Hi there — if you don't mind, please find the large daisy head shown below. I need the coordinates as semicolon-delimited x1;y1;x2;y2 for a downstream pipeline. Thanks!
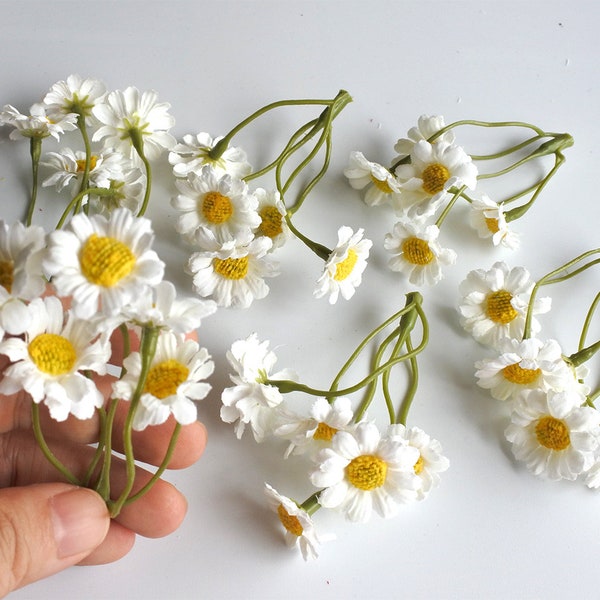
43;74;107;122
384;220;456;286
43;208;165;319
314;226;372;304
0;296;110;421
310;421;421;523
458;261;551;350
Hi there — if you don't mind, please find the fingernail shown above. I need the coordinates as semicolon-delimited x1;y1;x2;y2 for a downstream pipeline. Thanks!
50;488;109;559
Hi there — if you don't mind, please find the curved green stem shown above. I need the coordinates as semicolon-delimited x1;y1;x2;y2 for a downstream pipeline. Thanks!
76;115;92;214
25;137;42;226
396;334;419;426
284;213;331;261
129;132;152;217
93;397;120;500
435;185;466;228
579;292;600;351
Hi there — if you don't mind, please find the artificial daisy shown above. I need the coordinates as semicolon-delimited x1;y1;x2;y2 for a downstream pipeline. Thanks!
310;421;421;523
120;279;216;334
314;226;372;304
221;333;297;442
43;208;165;319
392;114;455;160
171;165;260;242
253;187;291;250
168;132;252;178
0;296;110;421
393;140;477;217
112;331;214;431
469;195;519;250
87;160;146;216
92;86;176;161
458;261;551;350
343;151;402;207
43;74;106;122
384;220;456;286
474;337;580;402
264;483;328;560
0;103;77;141
387;424;450;500
186;228;278;309
275;396;355;459
505;388;600;481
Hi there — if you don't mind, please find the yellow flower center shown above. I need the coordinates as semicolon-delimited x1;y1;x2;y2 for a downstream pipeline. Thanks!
277;504;303;536
201;191;233;224
535;416;570;451
144;359;190;400
485;290;518;324
402;237;434;265
0;259;14;293
485;217;500;234
345;454;388;490
213;256;249;280
313;421;338;442
502;363;541;385
370;174;393;193
28;333;77;376
414;454;425;475
258;206;283;239
75;155;98;172
79;234;136;287
334;249;358;281
421;163;450;195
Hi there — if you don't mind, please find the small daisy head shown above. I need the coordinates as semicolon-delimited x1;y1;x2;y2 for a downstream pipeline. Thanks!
393;115;455;160
0;296;110;421
43;74;107;121
384;220;456;286
113;331;214;431
505;388;600;481
0;103;78;141
264;484;327;560
92;86;176;161
253;188;291;250
469;195;520;250
458;261;551;350
314;226;372;304
343;151;402;207
171;165;260;242
43;208;165;319
168;132;252;178
310;421;421;523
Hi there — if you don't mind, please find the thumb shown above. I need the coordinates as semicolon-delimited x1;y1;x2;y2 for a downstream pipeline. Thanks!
0;483;110;597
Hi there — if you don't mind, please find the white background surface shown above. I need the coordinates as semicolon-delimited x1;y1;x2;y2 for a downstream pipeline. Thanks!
2;1;600;598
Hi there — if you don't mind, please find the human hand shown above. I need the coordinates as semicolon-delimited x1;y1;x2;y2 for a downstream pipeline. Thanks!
0;329;207;596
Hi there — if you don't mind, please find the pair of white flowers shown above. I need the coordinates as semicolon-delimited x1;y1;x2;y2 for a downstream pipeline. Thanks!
220;333;449;559
458;260;599;483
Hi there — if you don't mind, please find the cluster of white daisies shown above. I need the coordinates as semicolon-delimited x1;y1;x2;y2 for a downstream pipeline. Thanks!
220;332;450;560
458;260;600;484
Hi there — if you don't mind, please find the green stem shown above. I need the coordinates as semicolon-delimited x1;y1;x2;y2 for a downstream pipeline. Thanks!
93;397;120;500
396;334;419;426
579;292;600;351
25;137;42;226
299;491;322;516
129;131;153;217
284;214;331;261
569;339;600;367
31;403;81;485
82;406;107;488
76;115;92;211
435;185;466;228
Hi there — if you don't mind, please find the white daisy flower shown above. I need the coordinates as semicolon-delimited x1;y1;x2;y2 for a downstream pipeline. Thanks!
0;296;110;421
0;103;77;141
343;151;402;207
264;484;329;560
43;74;106;121
253;188;291;250
186;229;278;309
120;279;217;334
171;165;260;243
43;208;165;319
393;115;455;160
475;337;581;402
393;140;477;217
387;424;450;500
0;221;46;339
220;333;297;441
168;132;251;178
275;396;355;459
314;226;372;304
310;421;421;523
384;220;456;286
92;87;176;161
469;195;520;250
458;261;551;350
88;159;146;216
112;331;214;431
505;388;600;481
